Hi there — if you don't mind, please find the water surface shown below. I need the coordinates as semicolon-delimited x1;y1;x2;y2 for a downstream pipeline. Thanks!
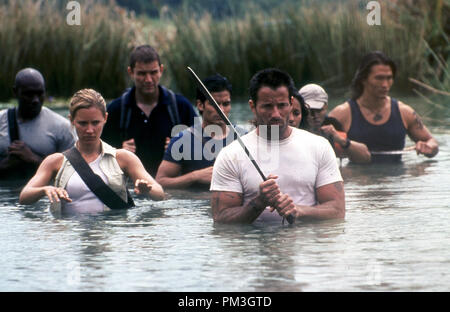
0;97;449;291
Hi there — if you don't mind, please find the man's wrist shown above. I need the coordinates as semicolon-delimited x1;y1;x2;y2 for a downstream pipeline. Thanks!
249;196;266;212
340;138;351;149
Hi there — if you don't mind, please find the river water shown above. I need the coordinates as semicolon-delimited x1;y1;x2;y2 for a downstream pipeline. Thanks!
0;96;449;291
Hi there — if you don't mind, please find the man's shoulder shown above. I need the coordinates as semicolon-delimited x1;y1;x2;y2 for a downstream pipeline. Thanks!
171;127;194;141
329;101;351;116
233;125;249;136
41;107;70;126
174;92;191;105
221;129;255;153
395;98;414;112
161;85;192;108
107;87;134;112
107;96;121;110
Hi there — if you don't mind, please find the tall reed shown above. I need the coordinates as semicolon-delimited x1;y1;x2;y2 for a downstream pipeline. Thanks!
0;0;139;101
1;0;448;104
159;1;445;100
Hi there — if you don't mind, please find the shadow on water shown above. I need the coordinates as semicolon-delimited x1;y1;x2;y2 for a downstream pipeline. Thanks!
210;217;346;291
340;159;435;185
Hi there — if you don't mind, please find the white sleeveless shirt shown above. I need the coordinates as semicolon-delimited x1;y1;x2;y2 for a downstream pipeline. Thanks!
50;140;129;216
62;154;108;214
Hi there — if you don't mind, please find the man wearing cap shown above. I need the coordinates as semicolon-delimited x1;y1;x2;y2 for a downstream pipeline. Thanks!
300;84;367;159
0;68;75;179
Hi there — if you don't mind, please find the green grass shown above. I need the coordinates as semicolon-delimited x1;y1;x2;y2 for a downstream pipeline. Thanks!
0;0;448;104
158;0;448;100
0;0;139;100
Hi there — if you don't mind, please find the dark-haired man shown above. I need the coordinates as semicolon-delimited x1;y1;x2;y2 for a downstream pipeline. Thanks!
210;68;344;224
156;74;246;189
329;51;438;163
0;68;75;179
102;45;198;175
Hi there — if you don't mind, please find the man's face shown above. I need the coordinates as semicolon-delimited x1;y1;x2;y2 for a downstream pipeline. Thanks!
198;90;231;127
307;104;328;131
362;64;393;99
16;81;45;120
128;61;163;97
250;86;292;139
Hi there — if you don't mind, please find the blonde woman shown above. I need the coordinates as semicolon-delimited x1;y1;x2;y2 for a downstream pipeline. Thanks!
19;89;164;214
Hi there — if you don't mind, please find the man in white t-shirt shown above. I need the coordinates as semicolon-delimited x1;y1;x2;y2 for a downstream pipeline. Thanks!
210;68;345;224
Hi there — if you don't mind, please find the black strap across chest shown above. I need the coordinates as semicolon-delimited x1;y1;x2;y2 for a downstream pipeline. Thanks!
119;86;180;140
7;108;19;142
63;147;134;210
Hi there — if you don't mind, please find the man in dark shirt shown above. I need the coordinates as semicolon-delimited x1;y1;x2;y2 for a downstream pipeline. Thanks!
329;51;438;163
101;45;197;175
155;74;246;189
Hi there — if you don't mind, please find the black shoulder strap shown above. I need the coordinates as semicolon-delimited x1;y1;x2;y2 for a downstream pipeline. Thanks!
63;147;134;210
119;88;132;140
162;86;180;126
7;108;19;142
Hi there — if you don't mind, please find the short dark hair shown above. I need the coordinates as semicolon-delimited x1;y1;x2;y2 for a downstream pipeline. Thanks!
291;88;309;129
350;51;396;100
249;68;295;104
14;68;45;90
196;73;232;102
129;45;161;69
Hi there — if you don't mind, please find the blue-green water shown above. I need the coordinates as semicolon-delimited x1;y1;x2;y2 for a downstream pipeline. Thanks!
0;96;449;291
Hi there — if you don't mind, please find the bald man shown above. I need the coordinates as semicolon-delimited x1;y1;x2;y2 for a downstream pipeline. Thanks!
0;68;75;179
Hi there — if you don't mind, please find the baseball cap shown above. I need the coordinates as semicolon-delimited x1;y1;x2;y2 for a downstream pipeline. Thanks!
299;84;328;110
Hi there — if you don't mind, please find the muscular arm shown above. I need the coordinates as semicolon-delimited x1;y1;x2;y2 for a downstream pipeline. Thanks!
400;103;438;158
211;191;267;224
329;103;371;163
116;149;165;200
155;160;213;189
211;175;282;224
275;181;345;221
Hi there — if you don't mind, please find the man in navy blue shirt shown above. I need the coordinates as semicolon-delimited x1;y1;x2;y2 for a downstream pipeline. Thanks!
101;45;197;175
155;74;246;189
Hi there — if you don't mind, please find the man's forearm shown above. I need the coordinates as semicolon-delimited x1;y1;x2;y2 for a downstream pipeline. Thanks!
157;171;197;189
295;200;345;220
213;196;267;224
345;140;371;163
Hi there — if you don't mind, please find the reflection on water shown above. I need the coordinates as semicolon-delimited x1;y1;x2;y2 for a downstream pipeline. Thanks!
1;103;449;291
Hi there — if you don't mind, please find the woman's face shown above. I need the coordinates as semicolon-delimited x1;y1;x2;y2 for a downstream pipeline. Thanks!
288;97;302;128
71;106;107;143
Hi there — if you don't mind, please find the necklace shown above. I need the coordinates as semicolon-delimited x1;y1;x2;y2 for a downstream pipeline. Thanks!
373;112;383;122
359;100;387;122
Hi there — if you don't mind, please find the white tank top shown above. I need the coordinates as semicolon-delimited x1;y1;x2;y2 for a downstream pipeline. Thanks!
63;154;109;214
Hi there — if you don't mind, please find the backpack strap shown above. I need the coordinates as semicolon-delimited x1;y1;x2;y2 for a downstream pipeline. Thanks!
119;88;132;141
161;86;180;126
119;86;180;138
63;147;134;210
7;108;19;142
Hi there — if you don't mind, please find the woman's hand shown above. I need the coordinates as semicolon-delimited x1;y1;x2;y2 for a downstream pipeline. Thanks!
134;179;153;196
43;186;72;203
